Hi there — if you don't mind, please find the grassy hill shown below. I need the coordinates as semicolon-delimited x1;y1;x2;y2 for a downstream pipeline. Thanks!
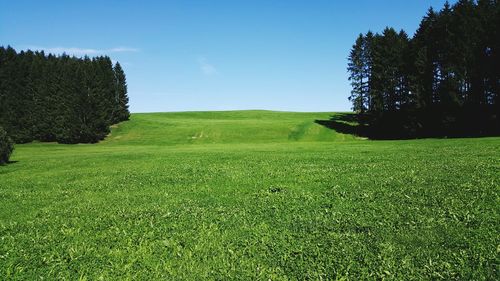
103;110;357;145
1;111;498;279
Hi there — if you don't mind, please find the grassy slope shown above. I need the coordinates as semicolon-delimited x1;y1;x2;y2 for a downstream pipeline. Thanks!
104;110;356;145
1;111;499;280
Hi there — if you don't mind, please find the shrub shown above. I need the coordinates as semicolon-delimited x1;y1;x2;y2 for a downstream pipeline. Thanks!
0;126;14;164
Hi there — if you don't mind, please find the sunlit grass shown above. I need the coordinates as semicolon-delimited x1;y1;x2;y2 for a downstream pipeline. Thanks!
1;111;498;279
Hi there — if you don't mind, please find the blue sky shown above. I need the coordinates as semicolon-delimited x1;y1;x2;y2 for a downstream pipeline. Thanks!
1;0;454;113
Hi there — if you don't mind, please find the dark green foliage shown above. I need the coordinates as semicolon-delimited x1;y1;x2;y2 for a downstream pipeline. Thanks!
0;126;13;164
0;46;130;144
348;34;369;113
347;0;499;138
113;62;130;123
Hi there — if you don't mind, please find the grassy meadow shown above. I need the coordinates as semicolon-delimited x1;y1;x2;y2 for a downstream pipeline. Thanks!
0;111;499;280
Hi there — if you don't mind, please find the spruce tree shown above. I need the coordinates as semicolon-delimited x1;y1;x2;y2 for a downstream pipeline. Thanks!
348;34;367;113
113;62;130;122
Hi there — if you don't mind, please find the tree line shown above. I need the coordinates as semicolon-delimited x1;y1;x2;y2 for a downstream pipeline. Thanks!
0;46;130;143
348;0;499;138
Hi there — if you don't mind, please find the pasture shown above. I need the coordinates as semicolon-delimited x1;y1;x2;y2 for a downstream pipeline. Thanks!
1;111;498;279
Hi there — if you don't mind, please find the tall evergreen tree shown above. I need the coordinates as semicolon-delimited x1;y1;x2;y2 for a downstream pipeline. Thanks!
348;34;368;113
411;7;439;109
113;62;130;122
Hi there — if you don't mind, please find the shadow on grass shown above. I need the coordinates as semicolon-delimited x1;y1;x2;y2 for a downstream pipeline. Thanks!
0;160;18;166
316;111;500;140
315;113;370;138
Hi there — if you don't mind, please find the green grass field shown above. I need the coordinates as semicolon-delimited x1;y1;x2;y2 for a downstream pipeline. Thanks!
1;111;499;280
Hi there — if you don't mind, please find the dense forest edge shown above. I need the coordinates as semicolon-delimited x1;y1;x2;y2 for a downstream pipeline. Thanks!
346;0;499;139
0;46;130;145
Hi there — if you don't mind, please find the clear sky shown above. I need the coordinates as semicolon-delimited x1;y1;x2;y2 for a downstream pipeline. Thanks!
1;0;454;113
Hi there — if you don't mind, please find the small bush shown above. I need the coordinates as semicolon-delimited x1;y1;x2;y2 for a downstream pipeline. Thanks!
0;126;14;164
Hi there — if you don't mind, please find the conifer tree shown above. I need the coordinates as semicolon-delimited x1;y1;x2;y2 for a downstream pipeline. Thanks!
348;34;368;113
113;62;130;122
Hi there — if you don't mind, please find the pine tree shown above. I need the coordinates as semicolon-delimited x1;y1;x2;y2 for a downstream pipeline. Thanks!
348;34;367;113
113;62;130;122
0;47;8;130
411;7;439;109
369;28;409;113
6;50;36;143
